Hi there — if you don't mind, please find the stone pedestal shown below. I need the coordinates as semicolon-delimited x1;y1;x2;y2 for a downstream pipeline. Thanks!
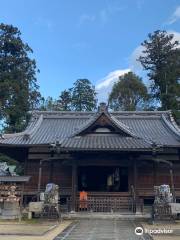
1;201;20;219
28;201;43;219
29;201;43;213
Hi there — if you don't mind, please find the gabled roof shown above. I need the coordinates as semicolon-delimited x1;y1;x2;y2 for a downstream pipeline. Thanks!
0;110;180;150
71;111;136;137
60;110;152;151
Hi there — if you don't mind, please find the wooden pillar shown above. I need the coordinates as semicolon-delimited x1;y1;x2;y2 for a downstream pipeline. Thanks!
133;159;137;213
71;162;77;212
170;167;176;202
37;160;42;199
19;183;24;221
24;151;28;175
49;161;54;182
153;161;158;186
49;151;54;182
133;159;137;193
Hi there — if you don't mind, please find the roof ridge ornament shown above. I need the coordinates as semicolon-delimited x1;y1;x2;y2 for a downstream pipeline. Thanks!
161;113;180;138
169;111;180;133
98;102;108;112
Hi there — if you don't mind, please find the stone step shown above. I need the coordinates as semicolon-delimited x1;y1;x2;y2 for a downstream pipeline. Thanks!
62;212;151;220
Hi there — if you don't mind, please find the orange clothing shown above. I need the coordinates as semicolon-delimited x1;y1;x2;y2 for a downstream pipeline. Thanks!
80;191;87;201
79;191;88;209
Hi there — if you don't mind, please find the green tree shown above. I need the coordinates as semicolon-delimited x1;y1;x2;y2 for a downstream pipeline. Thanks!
58;89;72;111
109;72;149;111
39;96;59;111
71;79;97;111
138;30;180;110
0;23;41;133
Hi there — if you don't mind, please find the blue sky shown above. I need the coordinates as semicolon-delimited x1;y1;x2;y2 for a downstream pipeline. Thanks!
1;0;180;101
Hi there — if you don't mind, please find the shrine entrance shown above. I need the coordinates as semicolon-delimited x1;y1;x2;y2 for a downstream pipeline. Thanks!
75;166;130;212
78;166;128;192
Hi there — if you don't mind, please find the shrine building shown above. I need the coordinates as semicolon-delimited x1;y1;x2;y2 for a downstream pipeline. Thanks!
0;103;180;212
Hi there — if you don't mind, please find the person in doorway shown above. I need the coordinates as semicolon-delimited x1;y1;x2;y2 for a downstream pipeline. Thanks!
114;168;120;191
107;174;113;191
79;190;88;210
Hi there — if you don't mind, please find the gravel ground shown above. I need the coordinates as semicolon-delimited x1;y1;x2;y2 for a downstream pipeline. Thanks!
54;219;152;240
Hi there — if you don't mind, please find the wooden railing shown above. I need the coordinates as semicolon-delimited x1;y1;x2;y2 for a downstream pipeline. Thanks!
77;196;132;212
65;193;133;213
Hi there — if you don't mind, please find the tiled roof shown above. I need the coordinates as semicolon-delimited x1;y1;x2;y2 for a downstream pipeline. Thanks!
60;135;151;151
0;110;180;150
0;176;31;182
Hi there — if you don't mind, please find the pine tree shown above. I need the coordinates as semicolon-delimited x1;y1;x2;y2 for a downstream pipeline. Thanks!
58;89;72;111
71;79;97;111
0;23;41;132
138;30;180;110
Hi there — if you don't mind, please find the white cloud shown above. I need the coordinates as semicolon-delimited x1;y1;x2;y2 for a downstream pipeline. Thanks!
168;30;180;44
96;69;131;102
129;45;145;72
166;6;180;25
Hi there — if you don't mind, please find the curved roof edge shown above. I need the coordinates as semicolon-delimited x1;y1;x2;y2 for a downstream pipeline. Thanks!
161;113;180;139
169;111;180;133
2;114;43;140
0;110;179;147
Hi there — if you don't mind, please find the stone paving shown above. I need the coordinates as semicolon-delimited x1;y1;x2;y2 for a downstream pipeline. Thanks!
0;221;71;240
54;219;152;240
0;223;55;235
